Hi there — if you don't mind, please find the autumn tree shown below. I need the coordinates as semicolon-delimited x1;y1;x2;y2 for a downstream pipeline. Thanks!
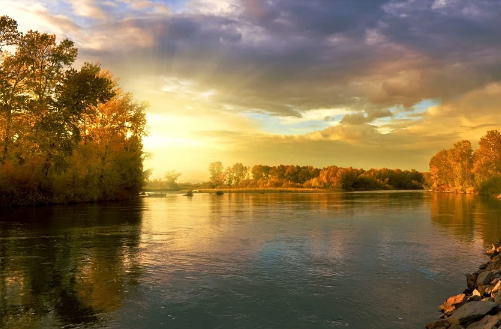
208;161;225;186
429;149;453;189
251;165;270;181
231;163;247;185
473;130;501;184
0;16;146;205
449;140;473;188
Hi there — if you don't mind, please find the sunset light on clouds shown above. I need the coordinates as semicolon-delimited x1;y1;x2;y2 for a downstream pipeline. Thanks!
5;0;501;181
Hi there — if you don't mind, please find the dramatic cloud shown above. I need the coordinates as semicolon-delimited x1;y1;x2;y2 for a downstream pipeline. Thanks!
4;0;501;179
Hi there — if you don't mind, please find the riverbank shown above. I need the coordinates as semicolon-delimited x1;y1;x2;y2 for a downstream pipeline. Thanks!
426;243;501;328
196;187;333;193
143;187;427;194
428;187;477;194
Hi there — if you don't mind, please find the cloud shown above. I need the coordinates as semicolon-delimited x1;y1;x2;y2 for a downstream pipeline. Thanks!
70;0;106;20
5;0;501;178
11;0;501;117
341;108;393;125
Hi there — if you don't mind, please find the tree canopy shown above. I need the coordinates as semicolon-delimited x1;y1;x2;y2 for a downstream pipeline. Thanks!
0;16;147;205
427;130;501;194
206;161;424;191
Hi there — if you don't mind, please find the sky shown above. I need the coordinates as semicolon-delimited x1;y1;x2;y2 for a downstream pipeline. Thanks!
3;0;501;181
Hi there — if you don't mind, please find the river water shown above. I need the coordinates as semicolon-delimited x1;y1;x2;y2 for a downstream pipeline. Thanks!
1;191;501;328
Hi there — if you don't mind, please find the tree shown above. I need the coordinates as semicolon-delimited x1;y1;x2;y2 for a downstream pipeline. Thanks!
251;165;270;181
208;161;225;186
473;130;501;184
449;140;473;188
0;16;20;49
0;16;146;205
429;149;453;189
231;163;246;185
164;170;181;188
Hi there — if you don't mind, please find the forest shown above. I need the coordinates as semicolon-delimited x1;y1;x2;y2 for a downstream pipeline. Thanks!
146;163;425;191
0;16;147;205
205;162;425;190
428;130;501;195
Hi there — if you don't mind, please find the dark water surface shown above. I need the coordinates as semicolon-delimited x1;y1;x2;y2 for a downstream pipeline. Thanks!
1;191;501;328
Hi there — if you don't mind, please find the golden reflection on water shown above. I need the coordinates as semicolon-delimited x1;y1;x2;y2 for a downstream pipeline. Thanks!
430;193;501;247
0;203;143;328
1;192;501;328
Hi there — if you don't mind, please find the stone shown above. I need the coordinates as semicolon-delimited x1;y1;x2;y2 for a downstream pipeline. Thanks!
445;304;458;316
448;301;498;325
426;319;449;329
469;274;480;289
470;296;483;302
486;246;499;259
479;272;496;286
448;294;468;305
485;286;495;295
495;293;501;304
493;281;501;294
466;313;501;329
488;262;501;272
441;294;467;315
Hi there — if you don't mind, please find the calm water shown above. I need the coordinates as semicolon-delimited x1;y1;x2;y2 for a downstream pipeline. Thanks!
1;191;501;328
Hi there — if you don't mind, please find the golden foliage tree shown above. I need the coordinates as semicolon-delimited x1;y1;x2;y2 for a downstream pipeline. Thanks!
0;16;147;205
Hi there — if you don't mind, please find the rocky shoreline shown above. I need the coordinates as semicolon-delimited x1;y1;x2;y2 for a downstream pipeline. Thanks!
426;243;501;329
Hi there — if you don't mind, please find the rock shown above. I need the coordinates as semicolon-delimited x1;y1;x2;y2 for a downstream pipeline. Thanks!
488;261;501;272
493;281;501;294
486;247;499;258
445;305;458;316
470;296;483;302
466;313;501;329
486;244;501;259
448;294;468;305
449;325;465;329
469;274;480;289
440;294;468;315
448;301;498;325
426;319;449;329
479;272;496;286
443;294;467;308
429;243;501;328
485;286;495;295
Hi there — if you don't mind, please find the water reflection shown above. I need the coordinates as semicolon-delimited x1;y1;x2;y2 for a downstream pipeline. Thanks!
0;192;501;328
430;193;501;247
0;202;143;328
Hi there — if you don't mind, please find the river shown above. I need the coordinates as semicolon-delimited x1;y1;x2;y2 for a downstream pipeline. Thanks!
1;191;500;328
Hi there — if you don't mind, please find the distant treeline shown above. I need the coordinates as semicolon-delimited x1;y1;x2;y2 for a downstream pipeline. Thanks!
0;16;147;205
205;162;424;191
428;130;501;195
